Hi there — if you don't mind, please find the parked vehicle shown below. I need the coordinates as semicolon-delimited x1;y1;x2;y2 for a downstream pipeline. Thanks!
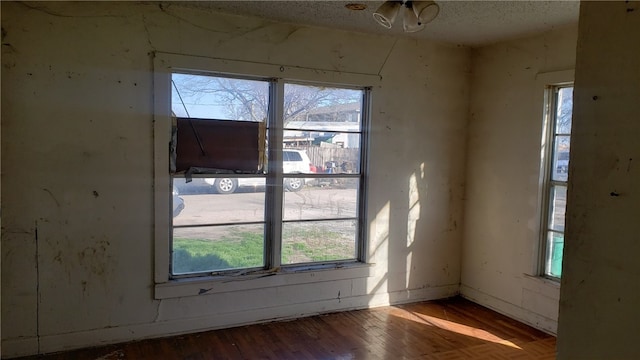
556;151;570;174
204;149;314;194
173;186;185;217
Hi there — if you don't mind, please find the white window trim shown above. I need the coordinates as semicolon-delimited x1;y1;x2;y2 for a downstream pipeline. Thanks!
533;69;574;279
153;52;380;298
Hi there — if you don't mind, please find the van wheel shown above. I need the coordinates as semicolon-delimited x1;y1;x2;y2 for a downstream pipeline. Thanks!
284;178;303;192
214;178;238;194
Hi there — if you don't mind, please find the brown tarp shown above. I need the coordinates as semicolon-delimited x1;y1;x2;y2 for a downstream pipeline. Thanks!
175;117;264;173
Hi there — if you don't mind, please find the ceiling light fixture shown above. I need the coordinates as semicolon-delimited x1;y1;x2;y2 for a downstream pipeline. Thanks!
373;1;439;33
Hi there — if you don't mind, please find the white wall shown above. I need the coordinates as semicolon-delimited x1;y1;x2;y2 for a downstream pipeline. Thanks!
461;25;578;333
0;2;469;357
557;2;640;358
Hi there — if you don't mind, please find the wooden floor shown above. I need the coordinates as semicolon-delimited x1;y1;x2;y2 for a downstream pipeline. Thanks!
20;297;555;360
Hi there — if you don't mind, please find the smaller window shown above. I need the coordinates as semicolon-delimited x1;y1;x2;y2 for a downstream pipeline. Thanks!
541;85;573;279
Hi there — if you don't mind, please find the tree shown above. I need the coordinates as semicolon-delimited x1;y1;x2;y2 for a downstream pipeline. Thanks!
172;74;360;124
556;86;573;134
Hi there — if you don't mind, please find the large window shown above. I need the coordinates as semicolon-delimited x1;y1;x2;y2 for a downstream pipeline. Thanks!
167;72;369;277
541;85;573;278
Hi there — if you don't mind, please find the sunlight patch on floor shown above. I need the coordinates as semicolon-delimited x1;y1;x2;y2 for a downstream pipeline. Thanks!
391;308;523;349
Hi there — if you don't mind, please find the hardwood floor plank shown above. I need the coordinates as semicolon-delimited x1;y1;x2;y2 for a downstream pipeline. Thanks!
16;297;555;360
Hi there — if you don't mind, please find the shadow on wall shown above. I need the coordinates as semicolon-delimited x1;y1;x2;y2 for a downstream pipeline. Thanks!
406;163;430;288
368;162;431;300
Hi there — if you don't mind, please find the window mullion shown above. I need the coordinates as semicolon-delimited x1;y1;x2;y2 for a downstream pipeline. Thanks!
549;180;568;187
547;229;564;235
357;87;372;262
266;79;285;269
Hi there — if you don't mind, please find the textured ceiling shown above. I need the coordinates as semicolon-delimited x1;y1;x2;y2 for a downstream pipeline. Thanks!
175;1;580;47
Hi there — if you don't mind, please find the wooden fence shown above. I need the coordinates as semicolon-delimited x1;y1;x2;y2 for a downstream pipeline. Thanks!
294;146;359;173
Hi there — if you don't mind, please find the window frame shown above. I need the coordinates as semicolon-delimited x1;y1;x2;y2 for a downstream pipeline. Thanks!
536;70;574;280
153;52;378;296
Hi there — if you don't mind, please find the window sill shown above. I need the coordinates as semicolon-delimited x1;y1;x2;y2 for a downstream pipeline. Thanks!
522;274;561;300
155;262;374;300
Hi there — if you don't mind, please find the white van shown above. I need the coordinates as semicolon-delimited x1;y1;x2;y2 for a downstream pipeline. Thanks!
204;149;314;194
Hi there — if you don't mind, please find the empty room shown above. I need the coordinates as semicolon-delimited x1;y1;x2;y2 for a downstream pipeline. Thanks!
1;1;638;359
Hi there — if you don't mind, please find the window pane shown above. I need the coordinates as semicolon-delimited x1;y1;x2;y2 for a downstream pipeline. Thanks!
545;232;564;278
283;131;361;174
549;185;567;232
551;136;571;181
173;177;265;226
172;224;264;274
555;87;573;134
284;179;358;221
283;84;362;132
172;73;268;121
282;220;357;265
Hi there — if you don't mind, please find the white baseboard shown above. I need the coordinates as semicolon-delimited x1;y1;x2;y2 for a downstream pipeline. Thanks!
2;284;459;358
459;284;558;335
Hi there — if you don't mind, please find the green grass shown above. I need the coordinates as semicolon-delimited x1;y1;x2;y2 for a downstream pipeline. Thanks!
173;227;355;274
549;233;564;277
173;232;264;274
281;226;354;264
